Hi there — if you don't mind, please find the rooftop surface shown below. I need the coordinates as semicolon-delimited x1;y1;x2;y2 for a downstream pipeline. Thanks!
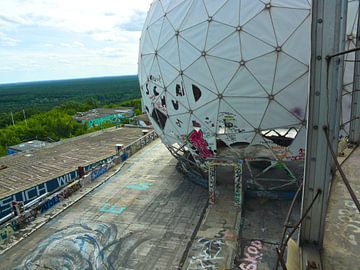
322;146;360;269
8;140;50;152
74;107;134;121
0;140;208;270
0;127;146;199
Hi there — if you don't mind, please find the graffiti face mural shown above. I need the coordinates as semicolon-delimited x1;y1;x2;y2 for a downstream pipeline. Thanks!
19;222;154;270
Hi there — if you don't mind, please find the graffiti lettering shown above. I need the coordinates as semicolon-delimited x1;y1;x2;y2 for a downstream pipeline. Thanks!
239;240;263;270
188;130;213;158
91;166;108;181
337;199;360;245
40;195;60;213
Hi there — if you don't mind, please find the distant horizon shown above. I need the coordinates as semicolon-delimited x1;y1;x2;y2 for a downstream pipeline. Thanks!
0;74;139;86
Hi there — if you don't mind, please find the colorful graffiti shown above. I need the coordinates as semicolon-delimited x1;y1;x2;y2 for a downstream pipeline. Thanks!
99;204;126;215
188;130;213;159
127;183;151;191
91;165;108;181
0;181;82;245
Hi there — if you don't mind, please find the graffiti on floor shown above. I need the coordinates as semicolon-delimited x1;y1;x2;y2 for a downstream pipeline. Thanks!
187;237;224;270
337;199;360;246
127;182;152;191
239;240;263;270
18;222;154;270
99;203;126;215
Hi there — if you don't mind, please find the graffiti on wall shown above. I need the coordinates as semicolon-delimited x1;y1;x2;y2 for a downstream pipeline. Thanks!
91;165;108;181
0;224;15;243
0;171;77;219
337;199;360;246
0;181;82;244
40;181;81;214
19;222;154;270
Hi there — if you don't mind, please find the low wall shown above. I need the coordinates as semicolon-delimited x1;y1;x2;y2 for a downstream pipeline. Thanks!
0;130;157;221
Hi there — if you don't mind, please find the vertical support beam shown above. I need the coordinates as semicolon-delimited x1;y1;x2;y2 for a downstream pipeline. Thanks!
234;161;243;207
300;0;347;263
208;164;216;205
350;6;360;143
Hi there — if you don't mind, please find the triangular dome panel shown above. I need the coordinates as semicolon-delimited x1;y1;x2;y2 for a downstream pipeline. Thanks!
208;32;242;62
147;17;164;50
166;0;192;31
158;36;180;69
213;0;240;27
240;31;275;61
205;22;235;51
178;36;201;70
274;74;308;120
282;18;311;65
243;10;277;47
181;0;208;30
271;7;310;46
180;22;208;51
223;66;268;97
260;101;302;129
273;52;308;93
246;52;278;94
184;57;217;95
206;56;240;93
240;0;265;26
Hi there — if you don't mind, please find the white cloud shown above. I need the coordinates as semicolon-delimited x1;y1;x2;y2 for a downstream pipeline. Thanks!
0;32;20;47
0;0;153;83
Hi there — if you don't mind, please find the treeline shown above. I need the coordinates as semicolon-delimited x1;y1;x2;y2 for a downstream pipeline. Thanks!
0;98;142;157
0;75;141;129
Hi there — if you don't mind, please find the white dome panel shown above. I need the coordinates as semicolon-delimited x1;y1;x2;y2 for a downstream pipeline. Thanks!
139;0;355;167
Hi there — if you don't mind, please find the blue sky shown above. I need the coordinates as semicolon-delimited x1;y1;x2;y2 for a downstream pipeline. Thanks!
0;0;152;84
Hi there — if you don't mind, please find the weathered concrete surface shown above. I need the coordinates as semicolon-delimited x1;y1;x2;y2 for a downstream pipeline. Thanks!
0;127;146;198
0;140;208;270
183;167;241;270
236;198;301;270
322;146;360;270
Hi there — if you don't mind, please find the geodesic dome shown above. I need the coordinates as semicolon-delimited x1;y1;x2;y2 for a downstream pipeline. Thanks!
138;0;357;168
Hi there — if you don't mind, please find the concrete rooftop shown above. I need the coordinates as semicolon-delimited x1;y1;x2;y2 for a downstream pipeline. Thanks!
0;140;208;270
0;127;147;199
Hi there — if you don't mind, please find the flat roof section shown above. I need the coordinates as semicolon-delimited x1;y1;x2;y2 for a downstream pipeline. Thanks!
8;140;50;152
74;107;134;122
0;127;147;199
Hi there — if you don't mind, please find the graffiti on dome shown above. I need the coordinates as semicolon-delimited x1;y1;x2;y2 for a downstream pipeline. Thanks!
188;129;214;159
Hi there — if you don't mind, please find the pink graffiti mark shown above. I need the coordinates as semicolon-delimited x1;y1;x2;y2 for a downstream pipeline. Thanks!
239;240;263;270
188;130;213;158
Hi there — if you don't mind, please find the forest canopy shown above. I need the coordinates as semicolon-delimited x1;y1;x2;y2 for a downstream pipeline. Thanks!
0;76;142;156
